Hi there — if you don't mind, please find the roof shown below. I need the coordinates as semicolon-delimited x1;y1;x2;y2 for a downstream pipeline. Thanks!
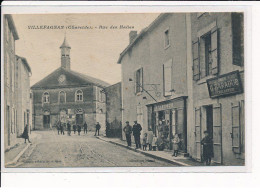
117;13;169;64
31;67;110;89
5;14;19;40
16;55;32;74
60;37;71;48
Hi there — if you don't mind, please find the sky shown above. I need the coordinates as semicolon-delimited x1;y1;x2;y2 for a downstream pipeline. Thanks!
12;13;160;86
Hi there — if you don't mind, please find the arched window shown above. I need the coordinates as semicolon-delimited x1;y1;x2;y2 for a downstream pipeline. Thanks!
42;92;50;103
75;90;83;102
59;91;66;103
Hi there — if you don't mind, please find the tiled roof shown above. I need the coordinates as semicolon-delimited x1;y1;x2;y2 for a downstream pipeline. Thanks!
31;67;110;89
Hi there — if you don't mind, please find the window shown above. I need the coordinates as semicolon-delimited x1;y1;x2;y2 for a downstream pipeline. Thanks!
42;92;50;103
164;28;170;48
163;59;172;96
75;90;83;101
192;26;219;81
135;68;143;94
200;32;212;78
232;13;244;66
59;91;66;103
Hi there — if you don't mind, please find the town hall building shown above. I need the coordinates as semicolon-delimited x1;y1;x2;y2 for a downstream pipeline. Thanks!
31;37;109;133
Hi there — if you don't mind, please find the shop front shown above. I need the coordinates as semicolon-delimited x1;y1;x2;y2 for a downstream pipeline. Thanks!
147;96;187;152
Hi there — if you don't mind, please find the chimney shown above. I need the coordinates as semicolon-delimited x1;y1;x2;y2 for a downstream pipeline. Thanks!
129;31;137;44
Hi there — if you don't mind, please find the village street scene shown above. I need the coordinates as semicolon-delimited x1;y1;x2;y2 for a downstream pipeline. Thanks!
3;12;245;168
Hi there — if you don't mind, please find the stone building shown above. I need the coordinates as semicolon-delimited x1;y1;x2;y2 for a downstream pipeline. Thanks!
4;14;19;149
118;12;245;165
118;13;190;152
189;13;245;165
104;82;122;137
31;37;109;133
15;56;32;137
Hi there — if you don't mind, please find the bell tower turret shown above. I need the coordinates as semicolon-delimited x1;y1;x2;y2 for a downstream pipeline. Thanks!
60;36;71;70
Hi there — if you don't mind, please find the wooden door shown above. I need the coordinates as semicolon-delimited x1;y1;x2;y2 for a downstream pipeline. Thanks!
213;103;222;164
195;107;202;161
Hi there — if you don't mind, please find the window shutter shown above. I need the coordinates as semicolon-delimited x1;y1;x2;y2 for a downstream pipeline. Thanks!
213;103;222;164
231;101;241;154
200;38;206;78
192;39;200;80
134;71;137;94
140;67;143;92
232;13;243;66
195;107;202;161
211;26;219;75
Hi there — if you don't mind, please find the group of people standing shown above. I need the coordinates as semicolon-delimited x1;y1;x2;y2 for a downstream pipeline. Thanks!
56;121;101;136
123;120;213;165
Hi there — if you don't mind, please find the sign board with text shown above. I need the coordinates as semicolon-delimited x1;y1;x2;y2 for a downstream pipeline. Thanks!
207;70;243;98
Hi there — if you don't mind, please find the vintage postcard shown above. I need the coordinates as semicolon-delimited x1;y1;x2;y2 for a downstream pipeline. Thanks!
1;4;249;173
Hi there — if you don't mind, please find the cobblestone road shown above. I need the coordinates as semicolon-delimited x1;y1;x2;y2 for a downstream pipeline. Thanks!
15;131;174;167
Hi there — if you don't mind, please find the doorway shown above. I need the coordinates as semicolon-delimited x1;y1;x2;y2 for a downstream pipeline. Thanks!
43;115;50;128
76;114;83;125
206;105;213;139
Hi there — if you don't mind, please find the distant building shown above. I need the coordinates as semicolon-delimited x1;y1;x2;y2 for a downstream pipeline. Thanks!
31;37;110;133
15;56;32;137
104;82;122;138
4;14;20;149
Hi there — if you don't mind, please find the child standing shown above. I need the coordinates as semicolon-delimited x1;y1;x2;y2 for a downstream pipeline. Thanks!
172;134;180;157
142;133;148;151
152;135;158;151
147;127;153;151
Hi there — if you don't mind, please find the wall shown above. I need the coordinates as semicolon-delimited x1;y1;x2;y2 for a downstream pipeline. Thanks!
32;86;95;130
4;15;18;149
105;82;122;137
121;13;188;140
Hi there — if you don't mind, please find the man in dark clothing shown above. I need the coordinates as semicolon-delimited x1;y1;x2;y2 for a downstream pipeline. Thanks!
57;122;61;135
67;122;71;136
95;122;101;136
123;121;132;147
73;124;77;134
132;121;142;149
83;122;88;134
22;124;31;143
61;123;65;135
77;125;81;135
201;131;214;166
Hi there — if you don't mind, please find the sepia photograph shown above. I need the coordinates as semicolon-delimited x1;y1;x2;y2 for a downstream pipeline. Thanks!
2;11;245;170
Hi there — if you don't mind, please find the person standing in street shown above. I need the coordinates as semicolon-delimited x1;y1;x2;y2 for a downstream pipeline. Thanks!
123;121;132;147
147;127;154;151
73;124;77;134
22;124;31;143
201;131;214;166
57;121;61;135
132;121;142;149
172;133;180;157
60;123;65;135
77;124;81;136
67;122;71;136
95;122;101;136
83;122;88;134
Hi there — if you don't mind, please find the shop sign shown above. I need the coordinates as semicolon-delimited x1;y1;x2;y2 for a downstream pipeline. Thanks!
154;102;175;112
207;70;243;98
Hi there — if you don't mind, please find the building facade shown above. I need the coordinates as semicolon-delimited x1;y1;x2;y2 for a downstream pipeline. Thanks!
15;56;32;137
104;82;122;138
118;13;190;152
189;13;245;165
119;12;245;165
4;15;20;149
31;37;109;133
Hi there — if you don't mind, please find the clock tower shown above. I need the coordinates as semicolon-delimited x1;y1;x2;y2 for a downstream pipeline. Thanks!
60;36;71;70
